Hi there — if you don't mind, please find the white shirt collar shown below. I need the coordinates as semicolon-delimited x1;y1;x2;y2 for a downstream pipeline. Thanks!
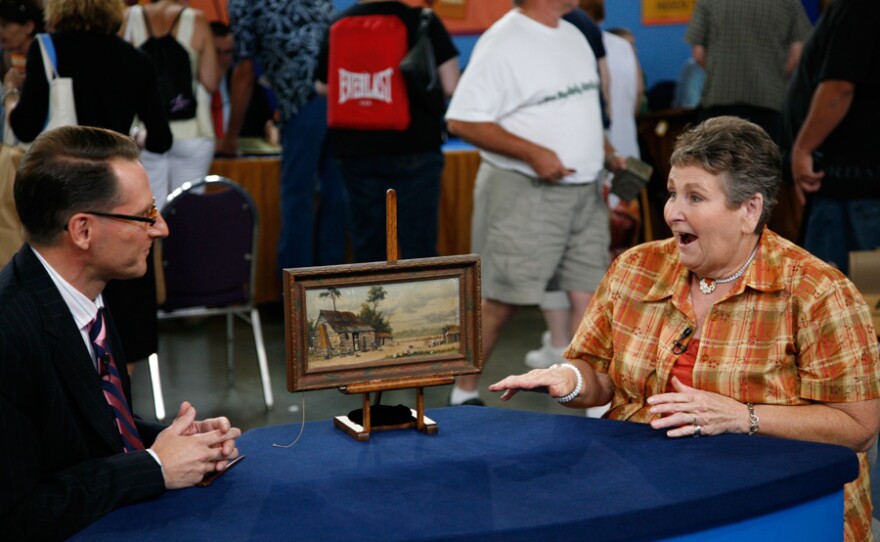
31;246;104;333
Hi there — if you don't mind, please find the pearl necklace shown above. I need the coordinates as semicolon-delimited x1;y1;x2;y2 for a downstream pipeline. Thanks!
697;243;759;295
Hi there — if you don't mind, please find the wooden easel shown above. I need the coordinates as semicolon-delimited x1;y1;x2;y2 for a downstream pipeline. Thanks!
333;190;454;441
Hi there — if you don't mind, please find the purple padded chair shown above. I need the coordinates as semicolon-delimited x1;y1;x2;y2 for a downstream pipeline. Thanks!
151;175;273;419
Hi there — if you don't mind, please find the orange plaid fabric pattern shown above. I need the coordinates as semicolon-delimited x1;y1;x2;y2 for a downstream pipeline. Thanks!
566;229;880;541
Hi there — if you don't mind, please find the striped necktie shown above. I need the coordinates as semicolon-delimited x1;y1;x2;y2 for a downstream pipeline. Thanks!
88;309;144;453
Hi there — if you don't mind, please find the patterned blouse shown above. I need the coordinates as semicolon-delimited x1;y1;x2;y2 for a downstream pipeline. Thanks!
566;229;880;541
228;0;335;123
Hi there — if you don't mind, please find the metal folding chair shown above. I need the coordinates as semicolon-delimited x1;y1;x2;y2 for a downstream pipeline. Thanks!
150;175;273;420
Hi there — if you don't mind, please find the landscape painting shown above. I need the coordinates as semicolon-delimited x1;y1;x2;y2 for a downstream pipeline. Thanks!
306;278;461;368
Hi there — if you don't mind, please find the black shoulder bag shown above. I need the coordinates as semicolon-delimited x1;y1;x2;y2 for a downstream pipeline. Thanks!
399;8;444;114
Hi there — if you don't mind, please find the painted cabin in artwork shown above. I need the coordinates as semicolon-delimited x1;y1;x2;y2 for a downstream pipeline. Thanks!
314;310;377;357
375;331;393;347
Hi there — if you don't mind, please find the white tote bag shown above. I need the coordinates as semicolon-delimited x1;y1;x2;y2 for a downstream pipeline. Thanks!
36;33;77;131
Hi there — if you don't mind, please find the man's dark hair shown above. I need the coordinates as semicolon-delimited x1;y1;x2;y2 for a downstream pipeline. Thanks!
14;126;141;246
210;21;231;38
0;0;44;33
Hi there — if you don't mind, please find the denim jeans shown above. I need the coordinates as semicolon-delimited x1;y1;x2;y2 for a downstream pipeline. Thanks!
802;196;880;275
277;96;349;275
339;150;444;263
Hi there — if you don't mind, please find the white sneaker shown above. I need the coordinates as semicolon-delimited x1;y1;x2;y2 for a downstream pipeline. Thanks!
524;331;568;369
524;331;550;366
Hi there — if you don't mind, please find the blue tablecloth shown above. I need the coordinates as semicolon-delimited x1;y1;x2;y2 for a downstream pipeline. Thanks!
73;407;858;541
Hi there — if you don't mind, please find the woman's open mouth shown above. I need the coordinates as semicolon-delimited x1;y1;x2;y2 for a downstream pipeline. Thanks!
679;233;697;245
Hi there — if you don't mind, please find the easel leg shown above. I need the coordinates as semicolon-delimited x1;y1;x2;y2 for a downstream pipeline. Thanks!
362;393;371;435
416;387;426;431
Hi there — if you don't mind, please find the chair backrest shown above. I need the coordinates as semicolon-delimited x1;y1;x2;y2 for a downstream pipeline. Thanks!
159;175;259;311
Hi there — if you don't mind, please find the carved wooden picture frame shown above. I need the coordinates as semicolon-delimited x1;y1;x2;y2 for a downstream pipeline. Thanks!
284;255;481;392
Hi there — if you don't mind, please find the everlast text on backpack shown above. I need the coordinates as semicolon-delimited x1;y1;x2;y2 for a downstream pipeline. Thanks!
140;7;197;121
327;15;411;131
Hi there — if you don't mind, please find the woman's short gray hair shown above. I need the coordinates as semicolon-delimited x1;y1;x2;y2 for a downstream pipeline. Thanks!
670;116;781;232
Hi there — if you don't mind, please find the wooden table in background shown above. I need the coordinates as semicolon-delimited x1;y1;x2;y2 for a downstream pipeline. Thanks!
210;144;481;305
437;144;482;257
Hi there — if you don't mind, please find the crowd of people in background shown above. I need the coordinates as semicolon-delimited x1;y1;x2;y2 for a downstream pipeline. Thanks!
1;0;866;284
0;0;871;264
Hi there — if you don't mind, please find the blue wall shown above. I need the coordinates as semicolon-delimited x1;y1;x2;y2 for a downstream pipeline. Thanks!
331;0;819;91
603;0;689;89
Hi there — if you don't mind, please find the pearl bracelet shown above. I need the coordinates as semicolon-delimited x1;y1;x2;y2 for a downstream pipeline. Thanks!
550;363;583;403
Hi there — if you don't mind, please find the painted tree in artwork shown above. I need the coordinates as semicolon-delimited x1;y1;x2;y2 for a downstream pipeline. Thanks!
359;285;392;333
366;285;386;310
319;287;341;311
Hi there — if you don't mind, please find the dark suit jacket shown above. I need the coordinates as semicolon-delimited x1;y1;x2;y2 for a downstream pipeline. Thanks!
0;246;167;541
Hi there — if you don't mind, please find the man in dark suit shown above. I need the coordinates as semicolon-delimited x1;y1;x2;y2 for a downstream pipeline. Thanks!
0;126;242;541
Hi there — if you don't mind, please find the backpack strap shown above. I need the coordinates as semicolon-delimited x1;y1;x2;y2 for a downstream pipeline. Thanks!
175;8;195;48
417;8;432;34
168;6;186;36
141;6;155;38
142;5;186;38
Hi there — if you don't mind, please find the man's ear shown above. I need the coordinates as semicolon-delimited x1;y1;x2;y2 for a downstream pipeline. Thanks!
66;214;93;250
741;193;764;234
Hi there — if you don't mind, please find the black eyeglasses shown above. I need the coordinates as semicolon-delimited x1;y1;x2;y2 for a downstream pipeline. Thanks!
85;203;159;227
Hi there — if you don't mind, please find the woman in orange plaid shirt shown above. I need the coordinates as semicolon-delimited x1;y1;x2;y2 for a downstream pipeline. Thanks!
490;116;880;541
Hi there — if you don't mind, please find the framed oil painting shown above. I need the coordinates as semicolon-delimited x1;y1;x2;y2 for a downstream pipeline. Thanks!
284;255;481;391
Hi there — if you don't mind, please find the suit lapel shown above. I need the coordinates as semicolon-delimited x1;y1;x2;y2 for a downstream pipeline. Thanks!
16;247;124;453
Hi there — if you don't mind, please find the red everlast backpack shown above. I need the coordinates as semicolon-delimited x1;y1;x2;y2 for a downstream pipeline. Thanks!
327;15;411;131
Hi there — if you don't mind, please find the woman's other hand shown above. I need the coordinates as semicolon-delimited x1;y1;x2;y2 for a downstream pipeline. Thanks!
647;377;749;437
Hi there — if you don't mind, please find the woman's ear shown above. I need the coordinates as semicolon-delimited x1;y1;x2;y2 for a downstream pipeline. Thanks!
741;193;764;234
